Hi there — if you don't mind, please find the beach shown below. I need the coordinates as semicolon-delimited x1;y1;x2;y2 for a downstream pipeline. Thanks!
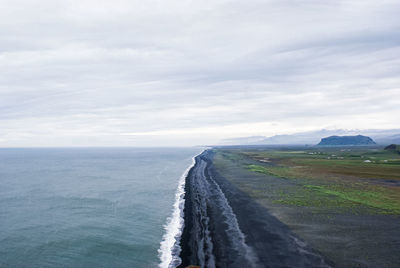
178;150;330;268
177;148;400;267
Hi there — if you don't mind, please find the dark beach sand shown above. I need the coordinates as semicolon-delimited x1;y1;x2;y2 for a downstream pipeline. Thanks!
208;147;400;268
178;150;331;268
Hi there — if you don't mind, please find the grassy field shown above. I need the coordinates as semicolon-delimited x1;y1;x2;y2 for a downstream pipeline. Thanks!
214;146;400;215
212;145;400;267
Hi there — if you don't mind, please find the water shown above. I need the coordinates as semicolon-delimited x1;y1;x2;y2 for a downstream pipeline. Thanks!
0;147;200;268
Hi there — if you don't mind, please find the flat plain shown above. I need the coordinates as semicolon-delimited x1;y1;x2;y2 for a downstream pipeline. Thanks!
212;145;400;267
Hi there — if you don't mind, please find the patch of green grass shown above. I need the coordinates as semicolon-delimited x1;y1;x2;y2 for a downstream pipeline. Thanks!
218;149;400;215
247;164;294;179
292;158;400;179
245;165;400;214
304;185;400;214
219;151;243;161
272;186;359;210
247;164;272;174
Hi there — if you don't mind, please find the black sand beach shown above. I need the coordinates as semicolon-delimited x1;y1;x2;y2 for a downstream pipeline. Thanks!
205;147;400;268
178;150;331;268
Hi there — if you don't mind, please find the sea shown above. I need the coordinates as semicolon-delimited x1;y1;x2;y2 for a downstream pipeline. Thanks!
0;147;201;268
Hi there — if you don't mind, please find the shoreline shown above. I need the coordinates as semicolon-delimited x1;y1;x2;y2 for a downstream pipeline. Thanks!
210;147;400;267
177;150;330;268
159;150;202;268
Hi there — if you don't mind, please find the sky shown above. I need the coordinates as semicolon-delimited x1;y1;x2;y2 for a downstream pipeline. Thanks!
1;0;399;147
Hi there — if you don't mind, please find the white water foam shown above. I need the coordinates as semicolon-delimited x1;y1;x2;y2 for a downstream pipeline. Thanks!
158;150;203;268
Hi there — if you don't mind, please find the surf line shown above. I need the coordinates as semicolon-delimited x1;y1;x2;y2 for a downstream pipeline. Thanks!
158;150;205;268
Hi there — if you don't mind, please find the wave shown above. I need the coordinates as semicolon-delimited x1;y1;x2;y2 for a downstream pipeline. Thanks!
158;150;203;268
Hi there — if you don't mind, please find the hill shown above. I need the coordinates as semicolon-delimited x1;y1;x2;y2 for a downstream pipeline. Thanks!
384;144;400;153
219;129;400;145
318;135;376;146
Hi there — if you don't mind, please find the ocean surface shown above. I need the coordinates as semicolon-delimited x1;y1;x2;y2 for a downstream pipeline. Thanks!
0;147;200;268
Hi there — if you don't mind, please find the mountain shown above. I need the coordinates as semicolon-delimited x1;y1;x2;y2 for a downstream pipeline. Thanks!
259;129;350;145
384;144;400;153
317;135;376;146
374;134;400;145
219;129;400;145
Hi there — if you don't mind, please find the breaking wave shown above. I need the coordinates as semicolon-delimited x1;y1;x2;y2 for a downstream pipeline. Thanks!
158;150;203;268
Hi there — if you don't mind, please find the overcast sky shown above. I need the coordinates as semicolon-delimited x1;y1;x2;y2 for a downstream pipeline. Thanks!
1;0;399;147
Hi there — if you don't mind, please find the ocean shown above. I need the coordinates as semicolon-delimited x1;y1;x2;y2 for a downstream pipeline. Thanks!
0;147;201;268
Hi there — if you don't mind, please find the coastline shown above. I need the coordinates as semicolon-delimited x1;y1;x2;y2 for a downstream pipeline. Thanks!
177;150;330;268
159;150;203;268
210;147;400;267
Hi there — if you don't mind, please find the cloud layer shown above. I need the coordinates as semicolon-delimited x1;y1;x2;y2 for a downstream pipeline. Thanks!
1;0;399;146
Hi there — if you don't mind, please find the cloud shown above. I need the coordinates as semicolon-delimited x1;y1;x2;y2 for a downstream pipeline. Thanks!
0;0;399;146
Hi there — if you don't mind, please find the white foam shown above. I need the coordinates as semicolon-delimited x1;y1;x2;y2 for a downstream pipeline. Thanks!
158;150;203;268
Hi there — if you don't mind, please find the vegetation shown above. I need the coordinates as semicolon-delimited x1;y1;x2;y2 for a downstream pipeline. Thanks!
214;146;400;215
384;144;400;154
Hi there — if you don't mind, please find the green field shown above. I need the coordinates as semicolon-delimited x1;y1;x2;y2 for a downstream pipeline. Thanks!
214;146;400;215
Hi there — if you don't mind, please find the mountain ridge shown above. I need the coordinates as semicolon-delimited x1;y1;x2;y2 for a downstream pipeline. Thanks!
219;129;400;145
317;135;376;146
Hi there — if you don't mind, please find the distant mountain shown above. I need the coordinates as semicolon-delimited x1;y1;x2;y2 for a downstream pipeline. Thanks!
374;134;400;145
318;135;376;146
259;129;350;145
384;144;400;153
219;129;400;145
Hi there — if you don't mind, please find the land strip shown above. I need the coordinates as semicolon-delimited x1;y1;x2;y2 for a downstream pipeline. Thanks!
212;146;400;267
